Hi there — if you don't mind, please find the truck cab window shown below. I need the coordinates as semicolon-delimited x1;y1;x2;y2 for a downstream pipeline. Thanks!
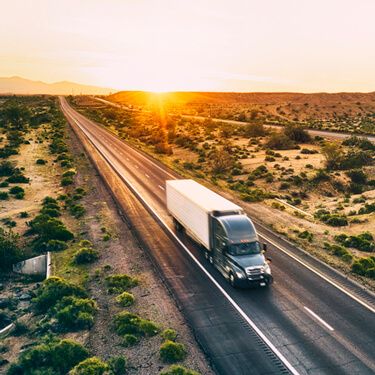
228;241;261;256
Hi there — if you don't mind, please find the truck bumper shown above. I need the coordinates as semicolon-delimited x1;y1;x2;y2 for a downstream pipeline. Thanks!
237;274;273;288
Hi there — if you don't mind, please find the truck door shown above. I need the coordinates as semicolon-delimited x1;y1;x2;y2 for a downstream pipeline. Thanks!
213;219;227;276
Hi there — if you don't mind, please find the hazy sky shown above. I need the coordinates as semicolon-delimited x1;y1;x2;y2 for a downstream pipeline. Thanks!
1;0;375;92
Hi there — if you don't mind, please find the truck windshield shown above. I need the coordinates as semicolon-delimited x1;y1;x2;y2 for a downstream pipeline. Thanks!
228;241;261;256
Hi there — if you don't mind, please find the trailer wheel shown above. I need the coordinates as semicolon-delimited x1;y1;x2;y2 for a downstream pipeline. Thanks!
173;218;183;232
208;254;213;265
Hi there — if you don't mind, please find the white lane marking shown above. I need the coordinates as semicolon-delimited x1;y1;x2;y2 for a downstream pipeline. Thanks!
145;173;150;178
259;233;375;314
63;104;300;375
304;306;334;331
158;185;165;191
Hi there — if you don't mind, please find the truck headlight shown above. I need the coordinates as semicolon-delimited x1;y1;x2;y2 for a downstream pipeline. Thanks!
236;271;246;279
263;263;271;275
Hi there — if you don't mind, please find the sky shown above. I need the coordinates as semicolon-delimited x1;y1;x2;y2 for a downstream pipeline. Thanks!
1;0;375;92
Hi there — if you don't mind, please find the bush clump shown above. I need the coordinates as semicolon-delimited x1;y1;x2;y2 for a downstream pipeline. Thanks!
115;292;135;307
33;276;87;313
351;256;375;279
105;274;139;294
54;296;97;330
7;338;89;375
74;247;99;264
69;357;108;375
0;228;22;271
314;209;348;227
36;159;47;165
160;340;187;363
61;176;74;186
107;356;127;375
334;232;374;252
113;311;159;338
265;133;298;150
45;239;68;252
324;243;353;263
69;204;86;218
161;328;178;341
27;214;74;245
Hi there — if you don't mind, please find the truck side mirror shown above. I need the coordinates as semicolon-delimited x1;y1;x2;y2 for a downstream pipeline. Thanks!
262;243;267;252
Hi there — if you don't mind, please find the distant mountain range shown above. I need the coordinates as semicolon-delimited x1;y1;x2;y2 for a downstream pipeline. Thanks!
0;76;114;95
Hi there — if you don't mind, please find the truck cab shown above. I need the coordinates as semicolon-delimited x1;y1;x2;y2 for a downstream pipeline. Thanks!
210;214;272;287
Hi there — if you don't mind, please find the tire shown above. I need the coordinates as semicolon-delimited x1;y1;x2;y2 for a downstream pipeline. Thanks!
173;218;183;232
229;272;237;288
208;255;214;265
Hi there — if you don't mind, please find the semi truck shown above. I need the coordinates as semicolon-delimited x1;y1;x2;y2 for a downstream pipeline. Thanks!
166;179;273;287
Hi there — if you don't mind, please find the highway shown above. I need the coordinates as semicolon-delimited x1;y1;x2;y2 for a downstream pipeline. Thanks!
60;97;375;375
94;97;375;143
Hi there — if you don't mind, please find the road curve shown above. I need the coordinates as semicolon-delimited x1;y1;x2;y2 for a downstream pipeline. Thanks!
94;97;375;143
60;97;375;375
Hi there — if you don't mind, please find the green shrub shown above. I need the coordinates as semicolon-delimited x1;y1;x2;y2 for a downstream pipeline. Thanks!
19;211;29;218
36;159;47;165
6;173;29;183
265;133;297;150
0;181;9;187
61;176;74;186
161;365;199;375
107;356;127;375
41;207;61;217
160;340;187;363
28;214;74;242
43;196;58;205
297;230;314;242
62;169;76;178
103;233;111;241
351;257;375;278
74;247;99;264
8;339;89;375
54;296;97;330
33;276;87;313
324;243;353;263
346;169;367;184
113;311;159;338
115;292;135;307
45;239;68;252
70;204;86;218
314;209;348;227
284;125;311;143
106;274;138;294
0;191;9;200
0;228;22;271
9;186;24;195
0;161;16;176
334;233;374;252
121;334;138;347
161;328;178;341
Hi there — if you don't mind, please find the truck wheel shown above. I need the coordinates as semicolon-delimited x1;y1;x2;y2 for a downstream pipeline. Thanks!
229;273;237;288
173;219;183;232
208;254;213;264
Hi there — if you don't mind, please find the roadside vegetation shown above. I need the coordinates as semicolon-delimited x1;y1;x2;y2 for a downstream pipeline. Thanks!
70;95;375;288
0;96;209;375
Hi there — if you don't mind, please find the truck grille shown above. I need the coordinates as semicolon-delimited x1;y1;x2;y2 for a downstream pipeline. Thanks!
245;267;263;277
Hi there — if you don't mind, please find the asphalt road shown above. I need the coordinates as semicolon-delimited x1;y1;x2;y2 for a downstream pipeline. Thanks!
94;97;375;143
61;97;375;375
